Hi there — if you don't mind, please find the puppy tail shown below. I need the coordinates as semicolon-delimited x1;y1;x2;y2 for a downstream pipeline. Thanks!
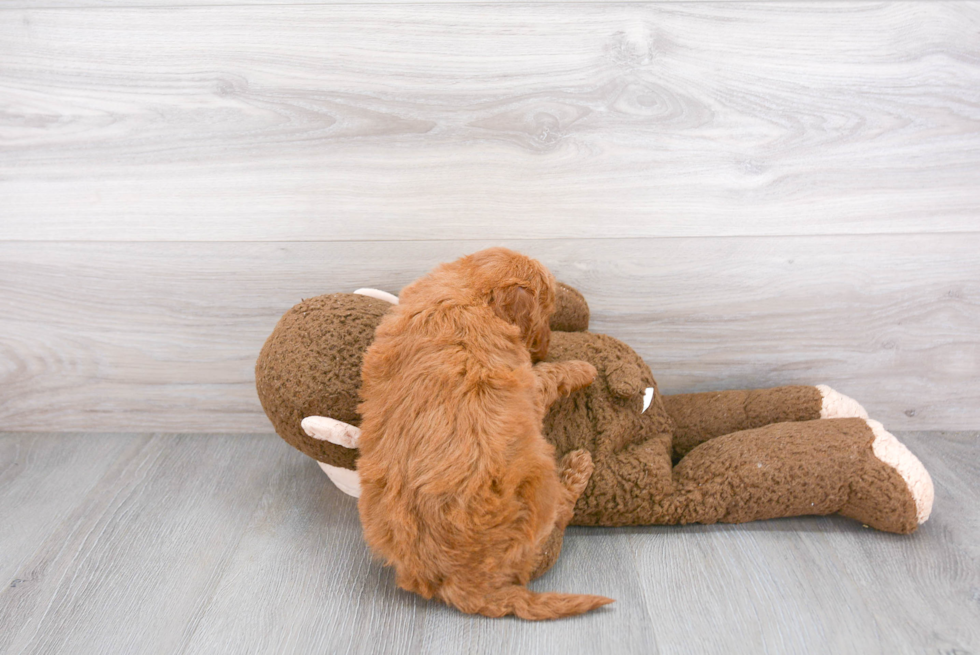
441;584;614;621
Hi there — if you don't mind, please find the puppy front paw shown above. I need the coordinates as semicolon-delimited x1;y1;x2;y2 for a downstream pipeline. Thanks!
558;361;598;395
559;449;595;497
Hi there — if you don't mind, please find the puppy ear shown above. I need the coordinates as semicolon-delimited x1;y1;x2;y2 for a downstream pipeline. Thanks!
490;284;536;335
490;284;549;360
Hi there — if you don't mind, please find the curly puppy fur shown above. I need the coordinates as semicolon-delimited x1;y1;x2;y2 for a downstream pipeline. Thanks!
357;248;613;620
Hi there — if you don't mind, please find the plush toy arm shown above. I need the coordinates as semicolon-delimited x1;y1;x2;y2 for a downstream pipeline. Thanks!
301;416;362;498
663;385;868;458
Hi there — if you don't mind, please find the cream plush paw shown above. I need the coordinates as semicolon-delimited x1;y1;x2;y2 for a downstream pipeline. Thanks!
866;419;934;525
817;385;869;419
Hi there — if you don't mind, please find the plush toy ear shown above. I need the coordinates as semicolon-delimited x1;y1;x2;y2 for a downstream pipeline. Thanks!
605;359;645;399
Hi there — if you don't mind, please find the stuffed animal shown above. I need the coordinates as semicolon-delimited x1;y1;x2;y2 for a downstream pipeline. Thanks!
255;280;933;558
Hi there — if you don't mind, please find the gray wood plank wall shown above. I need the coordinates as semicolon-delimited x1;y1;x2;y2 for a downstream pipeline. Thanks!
1;2;978;432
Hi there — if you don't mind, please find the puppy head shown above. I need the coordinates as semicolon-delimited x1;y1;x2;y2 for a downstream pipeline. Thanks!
463;248;556;361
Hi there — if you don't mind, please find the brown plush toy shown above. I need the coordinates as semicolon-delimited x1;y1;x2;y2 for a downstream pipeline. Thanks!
255;276;934;575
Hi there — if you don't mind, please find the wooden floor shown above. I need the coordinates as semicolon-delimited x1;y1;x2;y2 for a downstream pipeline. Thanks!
0;431;977;655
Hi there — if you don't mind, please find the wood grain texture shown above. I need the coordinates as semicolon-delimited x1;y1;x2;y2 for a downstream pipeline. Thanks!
0;433;139;595
0;432;295;655
0;431;976;654
0;0;838;6
2;3;979;240
1;236;977;432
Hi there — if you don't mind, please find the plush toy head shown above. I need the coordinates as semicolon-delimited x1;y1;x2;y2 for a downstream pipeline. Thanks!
255;293;392;471
255;283;592;472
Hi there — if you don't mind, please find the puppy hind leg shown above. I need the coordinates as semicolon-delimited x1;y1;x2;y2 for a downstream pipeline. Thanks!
529;449;595;580
556;449;594;524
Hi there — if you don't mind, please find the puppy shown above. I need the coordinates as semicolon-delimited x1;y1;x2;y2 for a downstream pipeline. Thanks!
356;248;613;620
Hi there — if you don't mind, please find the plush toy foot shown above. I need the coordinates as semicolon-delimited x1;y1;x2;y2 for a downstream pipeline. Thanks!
302;416;362;498
840;419;934;531
868;420;934;524
817;385;869;419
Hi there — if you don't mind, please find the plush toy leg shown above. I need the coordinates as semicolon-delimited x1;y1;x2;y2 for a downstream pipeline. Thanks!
666;418;932;533
663;386;868;459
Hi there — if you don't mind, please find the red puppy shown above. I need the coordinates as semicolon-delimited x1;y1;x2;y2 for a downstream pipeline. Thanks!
357;248;612;620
